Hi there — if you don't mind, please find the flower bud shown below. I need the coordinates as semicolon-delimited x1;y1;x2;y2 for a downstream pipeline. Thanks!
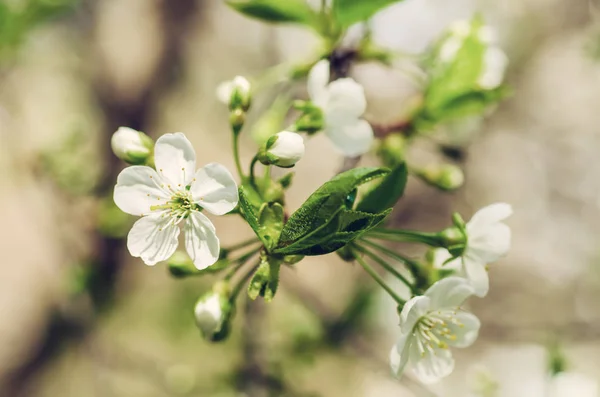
216;76;251;111
258;131;305;168
110;127;154;165
376;133;406;167
416;164;464;191
439;227;466;257
194;285;233;342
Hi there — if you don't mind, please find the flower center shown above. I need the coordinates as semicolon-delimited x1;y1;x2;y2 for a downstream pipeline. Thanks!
412;309;464;356
150;190;202;222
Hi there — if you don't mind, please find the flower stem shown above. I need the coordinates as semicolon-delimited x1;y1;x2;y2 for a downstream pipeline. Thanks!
225;249;260;281
224;237;260;253
231;259;261;300
367;228;444;246
353;250;406;305
232;130;244;178
249;155;259;188
360;238;429;289
353;243;416;294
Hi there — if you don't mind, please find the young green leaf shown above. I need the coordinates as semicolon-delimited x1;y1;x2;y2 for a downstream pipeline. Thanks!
333;0;405;28
248;256;282;302
258;202;284;251
277;167;389;249
226;0;318;27
238;186;262;237
356;162;408;214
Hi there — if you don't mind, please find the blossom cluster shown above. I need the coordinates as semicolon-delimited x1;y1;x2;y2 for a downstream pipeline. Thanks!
109;16;512;387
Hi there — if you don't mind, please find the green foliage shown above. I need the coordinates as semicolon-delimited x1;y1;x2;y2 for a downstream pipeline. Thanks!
226;0;318;27
333;0;405;28
356;162;407;213
274;167;391;256
239;185;284;252
248;255;281;302
0;0;79;58
415;16;510;130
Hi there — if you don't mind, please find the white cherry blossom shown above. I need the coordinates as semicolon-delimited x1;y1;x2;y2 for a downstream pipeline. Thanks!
264;130;305;167
114;132;238;270
390;277;480;384
440;203;512;297
307;59;374;157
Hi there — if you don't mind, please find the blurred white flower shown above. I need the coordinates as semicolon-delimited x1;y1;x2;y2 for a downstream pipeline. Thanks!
307;60;374;157
478;47;509;90
216;75;251;108
110;126;153;165
458;203;513;297
194;291;232;341
114;133;238;269
263;131;305;167
390;277;481;384
549;373;599;397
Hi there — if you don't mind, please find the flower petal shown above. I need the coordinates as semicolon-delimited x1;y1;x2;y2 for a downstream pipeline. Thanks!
307;59;330;103
325;119;374;157
154;133;196;187
127;213;180;266
400;296;431;334
445;311;481;348
467;203;513;230
463;255;490;297
190;163;239;215
409;342;455;384
468;222;511;263
478;47;508;90
425;276;475;310
114;166;170;216
390;333;412;376
324;78;367;122
184;211;220;270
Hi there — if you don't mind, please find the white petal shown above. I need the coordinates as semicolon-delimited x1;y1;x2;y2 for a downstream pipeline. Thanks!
431;248;453;269
478;47;508;90
190;163;239;215
445;311;481;348
325;119;374;157
154;133;196;187
409;341;455;384
324;78;367;122
216;81;233;104
425;277;475;310
400;296;431;334
114;166;170;216
467;222;511;262
268;131;305;167
184;211;220;270
463;255;490;297
127;214;180;266
467;203;513;230
195;294;223;336
439;36;463;63
307;59;330;103
390;333;411;376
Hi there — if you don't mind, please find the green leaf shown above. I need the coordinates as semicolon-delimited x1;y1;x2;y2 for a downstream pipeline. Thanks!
258;202;284;251
248;256;282;302
356;162;408;214
277;167;389;249
238;185;262;237
333;0;405;28
226;0;318;26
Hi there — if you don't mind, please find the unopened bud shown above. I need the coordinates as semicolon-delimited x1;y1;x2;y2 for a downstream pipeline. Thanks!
417;164;464;191
217;76;251;111
377;133;406;167
258;131;305;168
194;284;233;342
439;227;466;257
110;127;153;165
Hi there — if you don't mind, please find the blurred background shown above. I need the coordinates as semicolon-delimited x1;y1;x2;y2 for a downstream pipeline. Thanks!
2;0;600;396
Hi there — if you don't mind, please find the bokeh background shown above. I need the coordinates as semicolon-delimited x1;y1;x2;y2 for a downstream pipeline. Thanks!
2;0;600;396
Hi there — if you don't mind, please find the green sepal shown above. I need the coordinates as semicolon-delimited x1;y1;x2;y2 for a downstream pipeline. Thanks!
356;162;408;214
248;254;282;302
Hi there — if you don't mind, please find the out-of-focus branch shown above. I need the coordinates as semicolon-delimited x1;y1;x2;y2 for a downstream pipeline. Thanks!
3;1;202;395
